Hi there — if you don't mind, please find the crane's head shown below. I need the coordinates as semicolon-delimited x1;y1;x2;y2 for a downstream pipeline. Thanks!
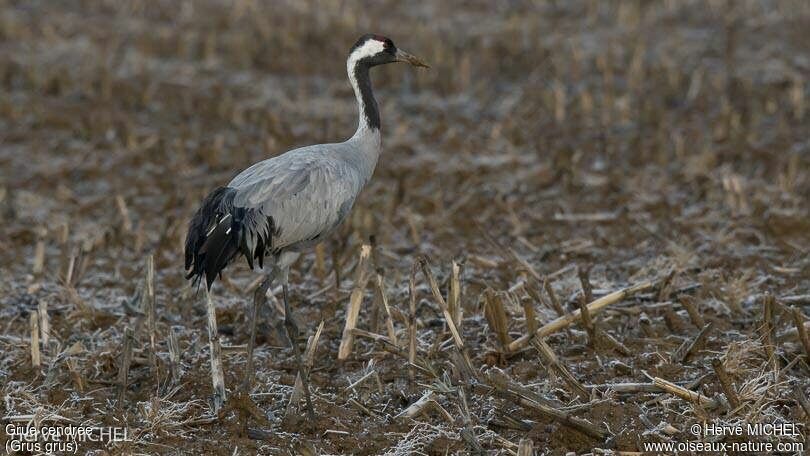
348;34;429;69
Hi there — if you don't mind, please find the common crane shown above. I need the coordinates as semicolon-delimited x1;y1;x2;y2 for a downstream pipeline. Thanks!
184;34;428;420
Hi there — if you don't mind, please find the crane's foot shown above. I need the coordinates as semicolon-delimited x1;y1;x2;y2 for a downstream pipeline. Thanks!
301;371;316;422
284;318;316;422
282;284;316;423
217;390;272;437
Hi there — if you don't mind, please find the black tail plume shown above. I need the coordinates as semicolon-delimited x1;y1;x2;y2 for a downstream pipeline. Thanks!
184;187;242;290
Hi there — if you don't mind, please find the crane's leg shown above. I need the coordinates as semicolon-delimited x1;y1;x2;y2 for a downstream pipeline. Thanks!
217;272;274;435
243;272;274;393
282;279;315;421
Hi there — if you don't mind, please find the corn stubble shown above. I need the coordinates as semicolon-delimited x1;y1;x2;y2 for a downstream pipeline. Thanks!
0;0;808;454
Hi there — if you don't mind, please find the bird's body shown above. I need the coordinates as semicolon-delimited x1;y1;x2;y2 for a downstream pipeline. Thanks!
185;132;379;285
231;133;377;249
183;34;427;420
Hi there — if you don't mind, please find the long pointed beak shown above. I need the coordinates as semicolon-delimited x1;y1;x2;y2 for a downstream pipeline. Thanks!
395;49;430;68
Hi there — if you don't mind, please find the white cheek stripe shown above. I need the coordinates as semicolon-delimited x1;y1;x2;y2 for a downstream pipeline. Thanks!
347;39;385;135
347;40;385;69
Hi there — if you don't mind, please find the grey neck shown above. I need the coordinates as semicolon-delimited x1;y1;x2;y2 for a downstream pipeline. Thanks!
345;59;382;181
347;56;383;140
354;64;380;131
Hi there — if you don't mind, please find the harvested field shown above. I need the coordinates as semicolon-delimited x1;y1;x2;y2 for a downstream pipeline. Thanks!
1;0;809;454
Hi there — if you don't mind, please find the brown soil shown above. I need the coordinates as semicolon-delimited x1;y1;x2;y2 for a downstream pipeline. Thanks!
1;0;808;455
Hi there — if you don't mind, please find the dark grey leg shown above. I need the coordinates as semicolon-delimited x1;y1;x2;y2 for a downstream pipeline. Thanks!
243;273;273;393
282;283;315;421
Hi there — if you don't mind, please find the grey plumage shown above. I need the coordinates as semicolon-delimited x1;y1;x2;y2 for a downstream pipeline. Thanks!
183;33;427;421
183;33;419;289
185;132;379;289
230;140;378;250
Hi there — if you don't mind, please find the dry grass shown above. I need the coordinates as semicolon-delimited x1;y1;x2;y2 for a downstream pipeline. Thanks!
1;0;809;454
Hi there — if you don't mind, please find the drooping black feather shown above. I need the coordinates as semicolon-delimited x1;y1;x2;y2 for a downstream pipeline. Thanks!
184;186;274;290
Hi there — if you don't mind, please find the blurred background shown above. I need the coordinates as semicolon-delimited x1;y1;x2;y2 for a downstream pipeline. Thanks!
1;0;808;454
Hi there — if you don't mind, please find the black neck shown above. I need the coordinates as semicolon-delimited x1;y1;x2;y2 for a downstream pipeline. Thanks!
353;63;380;131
